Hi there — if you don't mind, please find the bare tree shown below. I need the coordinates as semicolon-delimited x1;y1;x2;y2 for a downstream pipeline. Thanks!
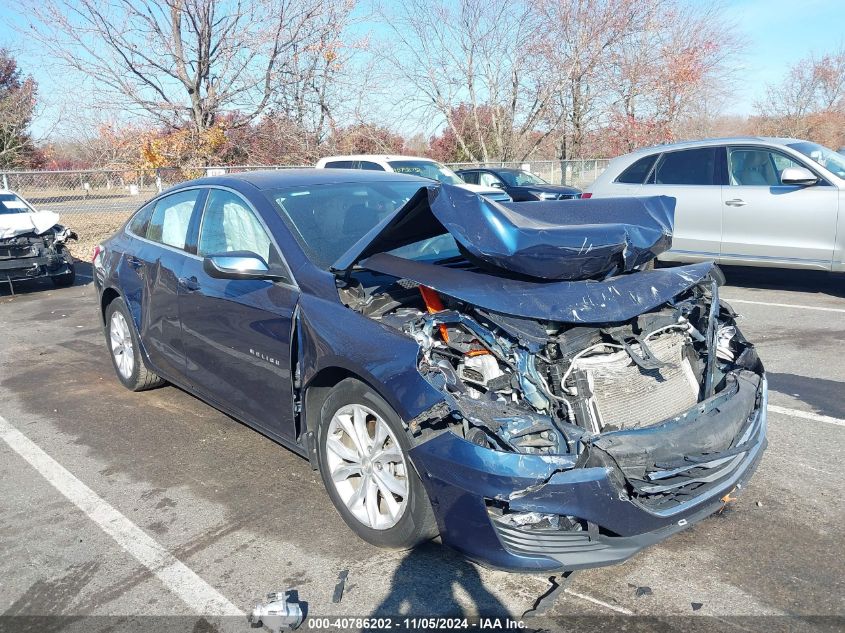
271;0;361;147
23;0;357;134
754;47;845;144
605;1;741;152
535;0;654;160
379;0;558;162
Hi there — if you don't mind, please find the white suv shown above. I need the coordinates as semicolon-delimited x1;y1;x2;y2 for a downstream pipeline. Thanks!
315;155;512;203
586;137;845;272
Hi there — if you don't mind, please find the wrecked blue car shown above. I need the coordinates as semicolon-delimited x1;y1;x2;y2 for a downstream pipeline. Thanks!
94;169;767;571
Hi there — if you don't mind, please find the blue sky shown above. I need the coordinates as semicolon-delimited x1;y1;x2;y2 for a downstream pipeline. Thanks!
722;0;844;113
2;0;844;139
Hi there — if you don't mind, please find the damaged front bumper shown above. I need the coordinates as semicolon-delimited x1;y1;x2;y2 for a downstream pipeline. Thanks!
0;227;76;282
410;375;767;572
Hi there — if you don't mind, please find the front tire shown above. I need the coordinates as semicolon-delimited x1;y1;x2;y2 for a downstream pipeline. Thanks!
316;378;438;549
51;250;76;287
104;297;165;391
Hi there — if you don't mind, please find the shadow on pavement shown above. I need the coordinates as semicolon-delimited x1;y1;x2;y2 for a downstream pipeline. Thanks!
370;542;510;618
717;265;845;298
767;372;845;419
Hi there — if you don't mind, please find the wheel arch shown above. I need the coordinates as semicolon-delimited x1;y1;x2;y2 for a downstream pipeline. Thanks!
100;286;121;325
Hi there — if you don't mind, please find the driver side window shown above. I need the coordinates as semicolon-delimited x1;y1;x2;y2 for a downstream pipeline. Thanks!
728;148;804;186
198;189;278;266
478;172;502;188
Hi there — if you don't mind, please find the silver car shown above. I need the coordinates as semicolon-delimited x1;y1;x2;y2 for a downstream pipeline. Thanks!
586;137;845;272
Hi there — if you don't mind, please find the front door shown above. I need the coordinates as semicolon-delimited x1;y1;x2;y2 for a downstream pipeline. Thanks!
178;188;300;440
720;146;838;268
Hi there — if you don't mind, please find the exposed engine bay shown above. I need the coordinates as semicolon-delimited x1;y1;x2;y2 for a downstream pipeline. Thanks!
332;185;765;516
340;271;759;452
339;268;765;516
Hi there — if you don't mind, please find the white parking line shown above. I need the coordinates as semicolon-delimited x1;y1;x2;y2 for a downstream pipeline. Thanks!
0;413;243;617
768;404;845;428
564;589;634;615
723;298;845;314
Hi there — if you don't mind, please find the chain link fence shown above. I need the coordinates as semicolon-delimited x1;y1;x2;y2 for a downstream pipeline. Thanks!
0;165;307;260
1;160;608;261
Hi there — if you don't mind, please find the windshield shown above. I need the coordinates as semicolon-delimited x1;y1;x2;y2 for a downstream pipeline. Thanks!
787;141;845;179
499;170;548;187
0;193;34;214
267;181;425;269
388;160;464;185
389;233;461;263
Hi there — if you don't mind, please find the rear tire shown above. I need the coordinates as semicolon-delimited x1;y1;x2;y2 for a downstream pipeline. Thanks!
316;378;438;549
104;297;165;391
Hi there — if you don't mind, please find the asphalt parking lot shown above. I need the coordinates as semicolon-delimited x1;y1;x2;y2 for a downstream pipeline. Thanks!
0;264;843;632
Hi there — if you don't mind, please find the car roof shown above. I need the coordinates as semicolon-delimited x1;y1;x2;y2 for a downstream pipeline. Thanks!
168;168;429;191
624;136;808;157
319;154;441;162
456;166;525;173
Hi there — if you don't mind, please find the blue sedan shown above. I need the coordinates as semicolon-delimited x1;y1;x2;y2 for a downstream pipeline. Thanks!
93;169;766;571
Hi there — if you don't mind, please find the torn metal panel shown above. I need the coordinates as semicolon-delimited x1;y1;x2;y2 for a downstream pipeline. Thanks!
334;184;674;281
0;223;77;282
429;185;675;280
360;253;715;323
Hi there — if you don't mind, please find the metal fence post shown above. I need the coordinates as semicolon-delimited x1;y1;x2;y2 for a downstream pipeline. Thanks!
1;173;7;190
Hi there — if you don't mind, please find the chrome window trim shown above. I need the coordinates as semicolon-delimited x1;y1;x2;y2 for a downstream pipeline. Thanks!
726;144;832;187
125;187;205;259
196;185;299;290
124;184;299;290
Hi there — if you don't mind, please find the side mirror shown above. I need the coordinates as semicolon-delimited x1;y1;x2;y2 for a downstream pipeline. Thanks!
202;251;282;281
489;181;504;189
781;166;818;186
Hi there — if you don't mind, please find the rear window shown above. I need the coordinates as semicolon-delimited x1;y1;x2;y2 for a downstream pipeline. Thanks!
616;155;658;184
652;148;719;185
324;161;353;169
146;190;200;250
127;202;154;236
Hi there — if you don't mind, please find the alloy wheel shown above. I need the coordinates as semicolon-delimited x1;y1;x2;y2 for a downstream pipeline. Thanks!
325;403;409;530
109;311;134;379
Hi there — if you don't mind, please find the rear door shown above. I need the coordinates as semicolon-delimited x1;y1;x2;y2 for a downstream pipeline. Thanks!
640;146;726;261
178;187;300;440
720;146;838;268
124;189;204;379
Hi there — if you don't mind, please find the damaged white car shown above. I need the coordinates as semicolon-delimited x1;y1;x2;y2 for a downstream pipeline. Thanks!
0;190;77;289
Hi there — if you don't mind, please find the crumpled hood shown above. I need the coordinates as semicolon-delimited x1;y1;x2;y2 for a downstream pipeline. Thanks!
0;211;62;239
333;184;674;281
360;253;715;323
433;185;673;280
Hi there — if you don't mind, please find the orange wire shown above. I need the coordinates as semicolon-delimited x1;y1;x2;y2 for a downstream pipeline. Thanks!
419;286;449;342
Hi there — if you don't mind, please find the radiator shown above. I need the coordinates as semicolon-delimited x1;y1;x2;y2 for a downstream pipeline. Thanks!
572;331;700;431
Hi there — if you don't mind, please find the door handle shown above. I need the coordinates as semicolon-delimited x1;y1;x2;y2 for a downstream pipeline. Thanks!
178;276;201;292
725;199;747;207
